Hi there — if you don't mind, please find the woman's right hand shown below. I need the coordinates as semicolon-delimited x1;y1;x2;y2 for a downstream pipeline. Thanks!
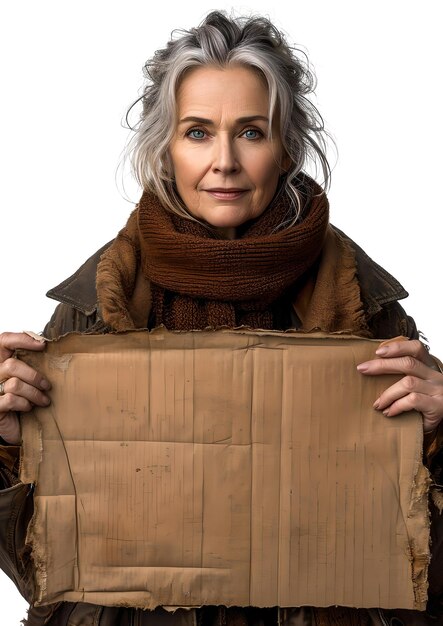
0;332;51;445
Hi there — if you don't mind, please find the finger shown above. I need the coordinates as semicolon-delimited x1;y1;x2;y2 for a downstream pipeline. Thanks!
357;355;437;380
375;339;434;367
0;393;33;415
0;358;51;391
0;412;21;445
373;376;438;411
380;392;443;433
0;331;46;361
0;377;50;408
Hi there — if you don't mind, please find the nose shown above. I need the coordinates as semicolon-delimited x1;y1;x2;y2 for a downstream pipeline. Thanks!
211;134;240;174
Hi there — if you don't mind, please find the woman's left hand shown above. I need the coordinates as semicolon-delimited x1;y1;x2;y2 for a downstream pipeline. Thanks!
357;339;443;433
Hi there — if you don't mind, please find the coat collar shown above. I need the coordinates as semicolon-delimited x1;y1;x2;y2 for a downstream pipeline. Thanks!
46;227;408;320
332;226;408;317
46;241;112;316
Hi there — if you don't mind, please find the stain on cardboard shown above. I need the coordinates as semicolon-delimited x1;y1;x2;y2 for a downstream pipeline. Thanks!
48;354;72;372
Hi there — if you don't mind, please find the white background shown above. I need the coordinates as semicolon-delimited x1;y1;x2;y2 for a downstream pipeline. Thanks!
1;1;442;622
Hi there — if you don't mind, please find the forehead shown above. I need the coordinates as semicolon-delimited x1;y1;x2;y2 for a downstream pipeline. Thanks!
175;65;270;117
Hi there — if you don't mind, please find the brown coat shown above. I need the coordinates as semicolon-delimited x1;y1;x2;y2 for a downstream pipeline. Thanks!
1;228;442;626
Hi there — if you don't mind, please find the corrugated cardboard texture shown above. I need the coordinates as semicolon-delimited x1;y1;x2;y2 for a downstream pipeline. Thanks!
19;330;430;610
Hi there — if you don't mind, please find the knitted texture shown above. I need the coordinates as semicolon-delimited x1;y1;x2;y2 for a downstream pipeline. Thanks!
97;177;367;334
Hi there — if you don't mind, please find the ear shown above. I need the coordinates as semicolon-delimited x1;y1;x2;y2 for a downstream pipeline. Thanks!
280;152;292;173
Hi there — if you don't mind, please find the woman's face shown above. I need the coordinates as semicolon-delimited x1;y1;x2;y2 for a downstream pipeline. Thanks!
169;65;289;238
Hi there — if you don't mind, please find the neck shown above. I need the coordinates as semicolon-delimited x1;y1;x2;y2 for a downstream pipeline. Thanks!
215;226;237;240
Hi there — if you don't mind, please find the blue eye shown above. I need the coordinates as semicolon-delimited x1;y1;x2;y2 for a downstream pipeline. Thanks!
243;129;261;139
188;129;205;139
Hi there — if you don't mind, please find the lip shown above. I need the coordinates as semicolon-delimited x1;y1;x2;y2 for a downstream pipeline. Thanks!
204;188;248;199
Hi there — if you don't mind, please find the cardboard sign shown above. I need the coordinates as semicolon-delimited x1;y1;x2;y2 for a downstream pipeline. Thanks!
19;330;429;610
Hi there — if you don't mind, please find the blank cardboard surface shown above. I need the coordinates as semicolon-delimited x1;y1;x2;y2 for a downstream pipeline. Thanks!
19;330;430;610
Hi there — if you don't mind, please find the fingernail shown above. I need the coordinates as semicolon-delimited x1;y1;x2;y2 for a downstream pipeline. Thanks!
373;398;380;409
42;396;51;406
376;347;388;356
383;409;390;416
357;363;368;372
41;379;51;390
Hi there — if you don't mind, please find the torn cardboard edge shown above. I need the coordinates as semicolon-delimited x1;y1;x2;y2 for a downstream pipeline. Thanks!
19;329;430;611
23;330;46;343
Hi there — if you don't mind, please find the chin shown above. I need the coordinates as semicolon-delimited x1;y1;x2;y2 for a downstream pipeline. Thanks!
205;210;251;229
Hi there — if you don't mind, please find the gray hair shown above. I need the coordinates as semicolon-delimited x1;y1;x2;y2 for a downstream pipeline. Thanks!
126;10;331;225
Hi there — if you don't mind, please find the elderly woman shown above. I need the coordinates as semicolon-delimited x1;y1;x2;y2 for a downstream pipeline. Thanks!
1;11;442;626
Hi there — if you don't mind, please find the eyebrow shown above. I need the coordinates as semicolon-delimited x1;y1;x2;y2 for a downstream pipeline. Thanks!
178;115;269;125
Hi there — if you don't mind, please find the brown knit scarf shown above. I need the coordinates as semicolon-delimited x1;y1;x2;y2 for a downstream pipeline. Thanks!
97;179;368;335
137;180;329;330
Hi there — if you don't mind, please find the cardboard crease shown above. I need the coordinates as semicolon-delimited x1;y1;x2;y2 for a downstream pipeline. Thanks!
18;330;431;611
